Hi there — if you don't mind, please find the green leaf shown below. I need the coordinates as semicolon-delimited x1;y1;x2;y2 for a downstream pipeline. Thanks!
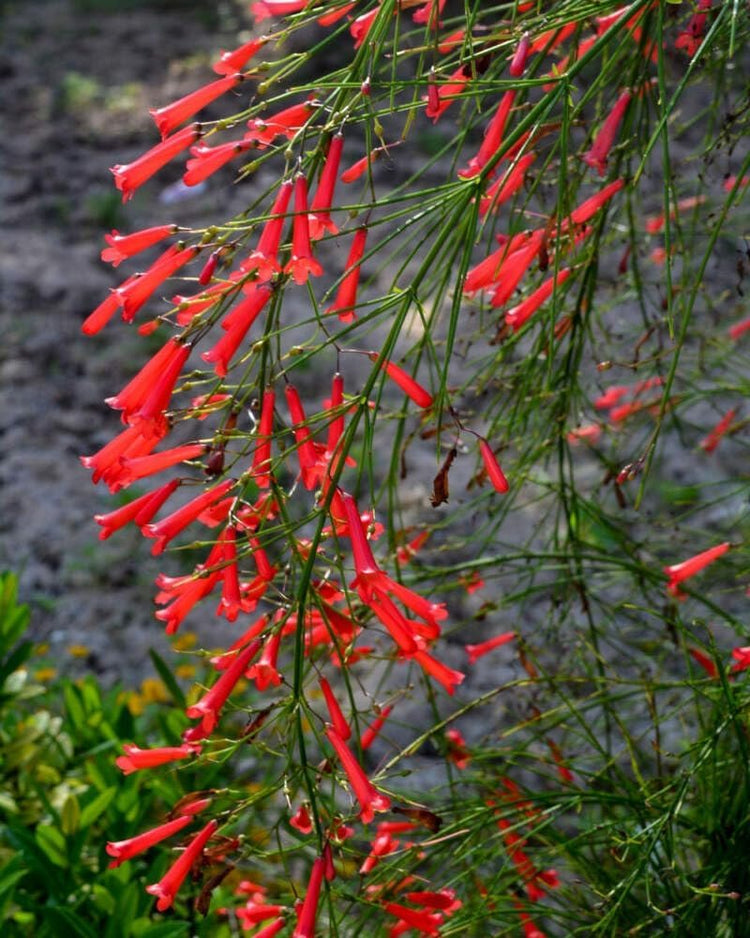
4;825;65;895
105;881;140;938
63;683;86;734
0;572;30;649
149;649;186;709
79;786;117;830
60;795;81;836
0;856;27;918
34;824;69;868
0;641;34;687
134;921;191;938
43;906;100;938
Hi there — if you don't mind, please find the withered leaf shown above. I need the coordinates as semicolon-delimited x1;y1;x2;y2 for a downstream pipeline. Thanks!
393;805;443;833
430;446;457;507
195;865;233;916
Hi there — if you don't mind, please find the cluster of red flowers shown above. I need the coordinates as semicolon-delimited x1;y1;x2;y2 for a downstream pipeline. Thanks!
79;0;744;930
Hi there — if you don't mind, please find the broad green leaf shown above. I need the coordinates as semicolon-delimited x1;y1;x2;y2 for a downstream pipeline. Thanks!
134;921;191;938
149;649;187;709
60;794;81;836
43;906;100;938
63;683;86;734
34;824;69;868
79;786;117;829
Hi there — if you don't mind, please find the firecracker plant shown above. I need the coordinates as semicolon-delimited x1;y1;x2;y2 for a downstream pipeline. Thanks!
76;1;749;934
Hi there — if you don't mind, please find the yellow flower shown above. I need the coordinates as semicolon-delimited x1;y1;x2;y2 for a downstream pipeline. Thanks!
67;644;90;658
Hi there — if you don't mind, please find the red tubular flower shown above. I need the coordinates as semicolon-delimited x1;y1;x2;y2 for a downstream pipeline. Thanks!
675;0;712;56
360;829;397;874
413;0;445;27
541;35;597;92
146;818;218;911
94;478;181;540
383;903;442;936
369;353;433;409
183;139;253;187
248;629;282;691
396;530;430;566
252;0;309;23
241;179;293;281
246;100;316;149
252;387;276;487
80;422;165;488
111;124;201;202
116;244;198;322
213;36;267;75
582;90;632;176
412;649;464;695
326;372;346;462
150;75;242;139
197;251;219;286
211;614;270;670
424;65;470;122
729;316;750;341
327;227;368;321
101;224;177;267
509;32;531;77
320;676;351;740
106;337;186;422
505;268;573;331
309;133;343;239
459;90;516;178
546;738;574;783
478;152;536;216
186;640;262;733
700;408;737;453
325;725;391;823
252;920;286;938
116;443;206;491
116;742;200;775
566;178;625;227
144;478;235;554
174;274;242;324
645;194;707;234
293;856;324;938
664;542;730;598
724;174;750;193
361;705;393;750
201;284;273;377
285;383;321;488
284;174;323;284
81;280;135;335
322;842;335;881
464;229;536;294
236;902;286;929
341;147;382;184
121;343;191;432
318;3;355;26
216;527;242;622
290;803;313;834
445;729;471;769
488;230;546;308
567;423;602;444
465;630;516;664
479;439;509;493
529;21;576;54
350;7;379;49
107;815;192;868
731;647;750;674
438;28;466;54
